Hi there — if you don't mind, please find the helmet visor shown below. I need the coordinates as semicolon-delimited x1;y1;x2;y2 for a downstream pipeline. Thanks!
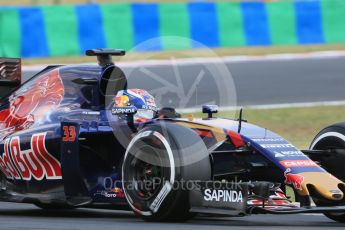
135;109;155;120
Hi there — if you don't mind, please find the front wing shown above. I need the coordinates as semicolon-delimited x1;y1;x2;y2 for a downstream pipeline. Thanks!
188;181;345;216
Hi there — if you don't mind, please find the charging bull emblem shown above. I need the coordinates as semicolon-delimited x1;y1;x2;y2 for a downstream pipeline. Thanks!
0;69;64;137
284;168;304;190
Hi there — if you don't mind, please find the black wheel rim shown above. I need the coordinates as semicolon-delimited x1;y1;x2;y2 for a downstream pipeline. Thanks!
125;140;170;201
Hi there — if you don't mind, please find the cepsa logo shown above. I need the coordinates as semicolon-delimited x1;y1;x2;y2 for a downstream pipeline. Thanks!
0;133;62;181
280;160;317;168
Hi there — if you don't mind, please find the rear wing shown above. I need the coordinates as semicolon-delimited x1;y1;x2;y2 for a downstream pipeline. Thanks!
0;58;21;98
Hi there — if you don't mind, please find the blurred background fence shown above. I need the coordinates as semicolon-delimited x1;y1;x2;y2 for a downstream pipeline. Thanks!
1;0;345;58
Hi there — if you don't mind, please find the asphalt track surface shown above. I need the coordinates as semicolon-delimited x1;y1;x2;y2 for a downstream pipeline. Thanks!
15;57;345;229
1;202;345;230
23;56;345;108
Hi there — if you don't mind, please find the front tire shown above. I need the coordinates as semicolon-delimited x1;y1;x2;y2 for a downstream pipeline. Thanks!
310;123;345;223
122;122;211;222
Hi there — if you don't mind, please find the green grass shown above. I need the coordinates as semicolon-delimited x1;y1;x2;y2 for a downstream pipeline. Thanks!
187;105;345;149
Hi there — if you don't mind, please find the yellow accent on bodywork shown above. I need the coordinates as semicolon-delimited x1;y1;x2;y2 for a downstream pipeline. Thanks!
174;121;227;143
297;172;344;201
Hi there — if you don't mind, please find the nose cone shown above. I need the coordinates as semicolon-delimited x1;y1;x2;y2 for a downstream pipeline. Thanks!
296;172;344;201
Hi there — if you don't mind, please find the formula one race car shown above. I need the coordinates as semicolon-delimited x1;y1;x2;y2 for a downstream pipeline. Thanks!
0;49;345;223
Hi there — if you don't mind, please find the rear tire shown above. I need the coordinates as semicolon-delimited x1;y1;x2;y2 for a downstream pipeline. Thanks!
122;122;211;222
310;123;345;223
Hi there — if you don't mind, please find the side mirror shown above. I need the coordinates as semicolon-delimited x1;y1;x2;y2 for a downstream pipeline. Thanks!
158;107;181;119
202;104;218;118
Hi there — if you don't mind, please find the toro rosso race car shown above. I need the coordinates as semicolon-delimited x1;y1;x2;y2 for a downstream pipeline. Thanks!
0;49;345;223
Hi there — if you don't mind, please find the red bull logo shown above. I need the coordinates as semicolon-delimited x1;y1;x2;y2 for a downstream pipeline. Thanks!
114;95;129;107
284;168;304;190
0;133;62;181
111;187;122;193
111;187;125;198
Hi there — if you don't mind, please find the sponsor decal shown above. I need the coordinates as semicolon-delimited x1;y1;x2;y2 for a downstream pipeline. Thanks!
82;111;100;115
94;191;117;198
94;188;125;199
149;181;172;213
280;160;317;168
260;144;294;148
111;106;137;115
0;133;62;181
203;189;243;203
142;105;158;112
284;168;304;190
253;138;285;142
274;152;284;157
274;151;304;158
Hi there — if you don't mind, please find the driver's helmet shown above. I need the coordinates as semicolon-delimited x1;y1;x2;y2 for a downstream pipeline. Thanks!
113;89;158;121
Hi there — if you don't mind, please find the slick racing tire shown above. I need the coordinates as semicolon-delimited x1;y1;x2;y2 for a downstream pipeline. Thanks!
310;123;345;223
122;122;211;222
